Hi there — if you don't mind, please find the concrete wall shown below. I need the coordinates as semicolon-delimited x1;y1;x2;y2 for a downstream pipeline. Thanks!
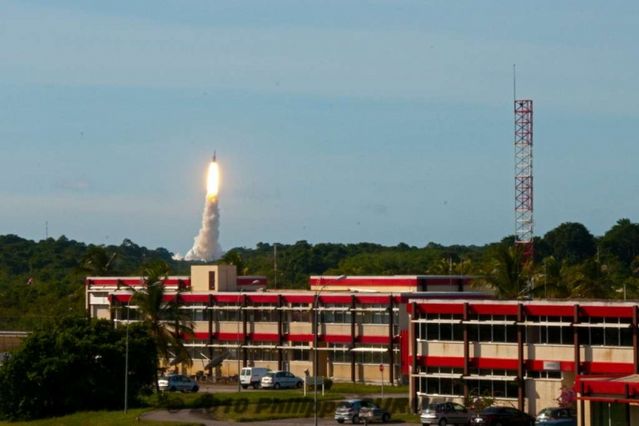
525;378;564;415
191;265;237;292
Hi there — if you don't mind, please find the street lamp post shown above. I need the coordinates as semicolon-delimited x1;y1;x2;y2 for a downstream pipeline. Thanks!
124;292;133;414
314;274;346;426
237;291;242;392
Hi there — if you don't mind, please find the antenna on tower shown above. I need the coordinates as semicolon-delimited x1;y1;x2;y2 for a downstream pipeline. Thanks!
513;64;517;102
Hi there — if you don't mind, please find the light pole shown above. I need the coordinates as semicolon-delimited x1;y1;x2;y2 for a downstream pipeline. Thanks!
237;291;243;392
314;274;346;426
123;290;134;414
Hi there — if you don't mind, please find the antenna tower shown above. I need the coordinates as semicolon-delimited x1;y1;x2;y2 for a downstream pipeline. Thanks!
514;99;534;260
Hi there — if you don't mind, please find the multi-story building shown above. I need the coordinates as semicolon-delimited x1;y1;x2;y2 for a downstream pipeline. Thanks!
408;298;639;425
86;265;639;424
85;264;480;384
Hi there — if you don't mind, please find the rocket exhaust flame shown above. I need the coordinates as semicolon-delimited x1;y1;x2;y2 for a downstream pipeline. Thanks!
185;157;222;262
206;161;219;201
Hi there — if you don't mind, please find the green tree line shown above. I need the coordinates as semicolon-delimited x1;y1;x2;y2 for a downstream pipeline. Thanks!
2;218;639;330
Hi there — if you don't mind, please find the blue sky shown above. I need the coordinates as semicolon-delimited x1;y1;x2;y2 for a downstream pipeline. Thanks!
1;1;638;254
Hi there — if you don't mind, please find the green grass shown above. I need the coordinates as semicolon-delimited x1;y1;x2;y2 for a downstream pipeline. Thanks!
329;383;409;395
0;408;199;426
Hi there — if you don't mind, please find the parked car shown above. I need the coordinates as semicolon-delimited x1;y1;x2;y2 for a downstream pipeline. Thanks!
421;402;472;426
240;367;271;389
335;399;386;424
535;407;576;425
158;374;199;392
472;406;534;425
359;401;391;424
260;370;303;389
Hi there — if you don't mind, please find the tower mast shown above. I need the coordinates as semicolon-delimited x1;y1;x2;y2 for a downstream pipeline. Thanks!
514;99;534;260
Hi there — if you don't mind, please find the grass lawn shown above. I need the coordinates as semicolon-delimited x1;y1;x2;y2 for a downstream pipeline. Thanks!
329;383;409;395
0;408;199;426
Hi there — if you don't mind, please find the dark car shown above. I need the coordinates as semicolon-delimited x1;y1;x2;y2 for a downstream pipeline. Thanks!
472;406;534;426
335;399;385;424
421;402;472;426
535;407;576;425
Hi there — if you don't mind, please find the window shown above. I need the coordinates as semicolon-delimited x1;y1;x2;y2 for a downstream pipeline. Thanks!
353;346;389;364
248;304;278;322
290;344;310;361
247;344;277;362
418;314;463;341
290;304;311;322
356;305;390;324
331;344;350;363
416;369;464;397
321;305;351;324
578;318;632;346
525;316;572;345
526;370;562;379
467;315;517;343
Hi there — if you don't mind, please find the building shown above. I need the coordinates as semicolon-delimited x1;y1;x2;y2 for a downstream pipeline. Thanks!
407;298;639;426
85;264;480;385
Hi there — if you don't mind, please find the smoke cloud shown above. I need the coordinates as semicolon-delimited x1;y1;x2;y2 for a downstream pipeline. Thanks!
184;197;223;261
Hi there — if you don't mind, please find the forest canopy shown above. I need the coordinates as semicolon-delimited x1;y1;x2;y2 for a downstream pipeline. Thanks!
2;218;639;330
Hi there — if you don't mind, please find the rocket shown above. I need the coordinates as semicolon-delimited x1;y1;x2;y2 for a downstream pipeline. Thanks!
212;151;216;162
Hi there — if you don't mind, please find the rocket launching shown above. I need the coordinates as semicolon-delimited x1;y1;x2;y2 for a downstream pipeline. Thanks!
185;154;223;262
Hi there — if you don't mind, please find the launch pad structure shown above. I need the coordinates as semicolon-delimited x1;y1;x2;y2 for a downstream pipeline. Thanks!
514;99;534;260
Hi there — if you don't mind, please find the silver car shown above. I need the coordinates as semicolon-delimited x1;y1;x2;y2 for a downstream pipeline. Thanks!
335;399;380;424
260;370;303;389
420;402;471;426
158;374;199;392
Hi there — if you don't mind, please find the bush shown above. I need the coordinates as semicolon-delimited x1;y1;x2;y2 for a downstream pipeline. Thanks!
0;317;156;420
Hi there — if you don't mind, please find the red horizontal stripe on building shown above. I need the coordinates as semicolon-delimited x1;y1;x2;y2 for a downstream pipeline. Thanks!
470;303;518;316
420;355;465;368
109;294;132;303
310;277;417;287
213;295;244;303
282;295;314;304
319;295;352;304
287;334;314;342
251;333;279;342
324;335;352;343
582;361;634;375
356;295;391;305
473;357;519;370
525;304;574;317
580;305;634;319
358;335;390;345
216;332;244;341
180;294;210;303
189;332;209;340
246;294;279;304
415;303;464;315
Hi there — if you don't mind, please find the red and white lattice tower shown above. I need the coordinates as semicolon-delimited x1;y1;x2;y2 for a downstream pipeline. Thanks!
514;99;534;260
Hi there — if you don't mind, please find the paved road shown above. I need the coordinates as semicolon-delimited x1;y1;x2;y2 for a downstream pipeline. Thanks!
141;409;335;425
143;385;415;425
141;408;417;425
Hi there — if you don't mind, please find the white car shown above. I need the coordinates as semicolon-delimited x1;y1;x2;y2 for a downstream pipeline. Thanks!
260;371;303;389
158;374;199;392
240;367;271;389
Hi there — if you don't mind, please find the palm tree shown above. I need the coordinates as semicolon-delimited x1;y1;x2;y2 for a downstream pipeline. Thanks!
479;244;532;299
131;260;194;387
80;246;117;276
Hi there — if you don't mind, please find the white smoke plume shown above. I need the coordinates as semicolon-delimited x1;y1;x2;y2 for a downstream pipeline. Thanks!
184;195;223;262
